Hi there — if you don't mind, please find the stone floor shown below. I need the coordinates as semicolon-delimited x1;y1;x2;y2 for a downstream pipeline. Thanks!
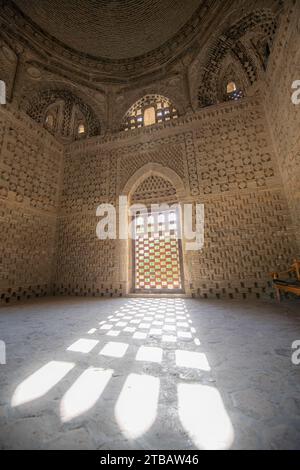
0;296;300;450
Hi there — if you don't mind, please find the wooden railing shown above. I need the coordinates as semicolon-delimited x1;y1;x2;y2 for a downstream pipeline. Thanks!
270;260;300;301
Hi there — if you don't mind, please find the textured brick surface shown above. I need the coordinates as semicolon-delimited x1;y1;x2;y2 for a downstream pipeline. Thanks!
265;1;300;253
54;97;296;300
0;1;299;305
188;189;295;299
0;107;63;304
131;175;177;204
0;111;62;211
13;0;202;59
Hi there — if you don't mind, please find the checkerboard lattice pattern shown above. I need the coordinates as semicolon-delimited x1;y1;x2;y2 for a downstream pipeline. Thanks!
134;211;182;290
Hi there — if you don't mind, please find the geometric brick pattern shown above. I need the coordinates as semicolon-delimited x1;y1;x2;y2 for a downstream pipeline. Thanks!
55;214;122;298
53;94;296;301
194;102;276;195
0;2;299;305
0;201;57;304
119;143;186;192
188;189;296;299
61;150;117;213
0;108;63;305
131;175;177;204
135;235;182;291
264;3;300;254
0;114;63;212
13;0;201;60
2;90;297;304
10;0;209;79
134;210;182;291
23;89;101;142
184;132;200;196
197;9;278;107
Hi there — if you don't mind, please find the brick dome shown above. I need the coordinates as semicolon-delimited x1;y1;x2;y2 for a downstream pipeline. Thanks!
13;0;202;60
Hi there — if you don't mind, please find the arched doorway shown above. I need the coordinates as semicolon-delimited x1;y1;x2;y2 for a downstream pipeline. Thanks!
120;163;187;294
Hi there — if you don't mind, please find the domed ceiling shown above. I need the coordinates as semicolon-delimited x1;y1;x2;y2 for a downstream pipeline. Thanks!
13;0;203;60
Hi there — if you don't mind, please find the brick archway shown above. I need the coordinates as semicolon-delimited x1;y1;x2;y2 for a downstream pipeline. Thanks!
119;163;187;295
122;162;186;201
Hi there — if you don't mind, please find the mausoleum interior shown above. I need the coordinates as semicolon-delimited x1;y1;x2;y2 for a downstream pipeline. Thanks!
0;0;300;451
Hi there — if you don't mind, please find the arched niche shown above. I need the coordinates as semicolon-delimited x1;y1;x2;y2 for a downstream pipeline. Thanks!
118;163;189;295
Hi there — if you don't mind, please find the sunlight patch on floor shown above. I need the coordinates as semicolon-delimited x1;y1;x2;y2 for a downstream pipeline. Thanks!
136;346;163;364
175;350;211;371
11;361;75;407
67;338;99;353
115;373;160;439
99;342;129;358
178;383;234;450
60;367;113;422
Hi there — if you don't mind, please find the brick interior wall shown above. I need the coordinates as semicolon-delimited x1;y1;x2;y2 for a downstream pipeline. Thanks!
54;97;296;300
265;2;300;253
0;1;299;304
0;107;64;305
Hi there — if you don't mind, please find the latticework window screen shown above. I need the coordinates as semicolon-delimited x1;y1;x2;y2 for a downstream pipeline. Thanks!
123;95;178;131
134;210;182;291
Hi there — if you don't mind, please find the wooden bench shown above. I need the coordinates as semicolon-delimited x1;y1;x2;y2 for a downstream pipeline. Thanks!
270;260;300;301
